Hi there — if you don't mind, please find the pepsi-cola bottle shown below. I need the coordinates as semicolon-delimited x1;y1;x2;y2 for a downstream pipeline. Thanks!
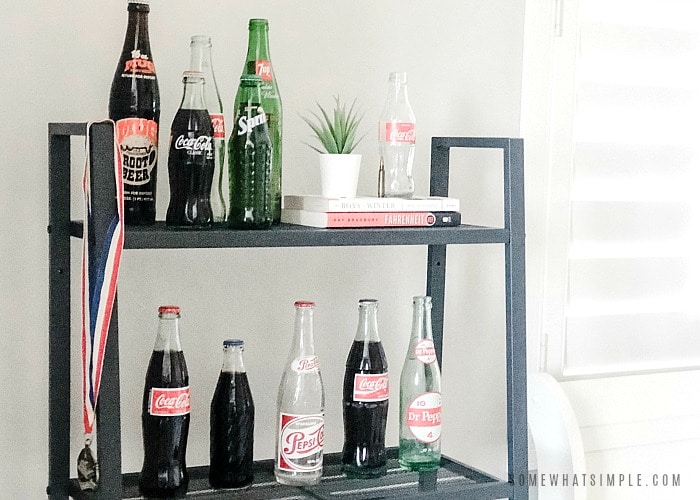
342;299;389;478
139;306;190;497
166;70;215;227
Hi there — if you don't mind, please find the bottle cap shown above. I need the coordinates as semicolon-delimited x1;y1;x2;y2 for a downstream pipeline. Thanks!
249;18;269;28
223;339;244;347
294;300;315;308
158;305;180;315
359;298;378;305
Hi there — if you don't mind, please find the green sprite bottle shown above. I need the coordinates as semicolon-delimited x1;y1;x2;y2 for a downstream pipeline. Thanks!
236;18;282;224
228;75;273;229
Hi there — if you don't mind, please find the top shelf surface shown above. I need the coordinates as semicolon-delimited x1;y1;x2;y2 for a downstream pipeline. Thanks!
70;221;509;249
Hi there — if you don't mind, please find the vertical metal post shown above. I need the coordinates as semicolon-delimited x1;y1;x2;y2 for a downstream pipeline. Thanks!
47;125;74;499
503;138;528;499
87;122;124;498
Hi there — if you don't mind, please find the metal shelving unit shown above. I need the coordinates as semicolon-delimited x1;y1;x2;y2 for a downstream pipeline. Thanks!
47;122;527;499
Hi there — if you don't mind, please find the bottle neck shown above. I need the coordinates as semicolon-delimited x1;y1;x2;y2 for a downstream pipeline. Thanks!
180;74;207;110
154;312;182;352
124;4;151;53
221;344;246;374
355;300;381;343
410;296;433;343
189;38;212;73
292;303;316;357
246;21;271;61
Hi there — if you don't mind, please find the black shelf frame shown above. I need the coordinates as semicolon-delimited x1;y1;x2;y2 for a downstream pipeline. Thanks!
47;122;527;499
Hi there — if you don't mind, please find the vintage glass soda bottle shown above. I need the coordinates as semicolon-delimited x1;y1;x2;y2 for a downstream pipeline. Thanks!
238;18;282;223
399;296;442;471
109;0;160;225
228;74;273;229
342;299;389;478
190;35;227;223
166;70;215;227
210;339;255;489
139;306;190;497
379;72;416;198
275;301;325;486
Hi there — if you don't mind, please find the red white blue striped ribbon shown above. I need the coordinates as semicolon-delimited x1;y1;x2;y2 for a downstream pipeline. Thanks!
81;121;124;435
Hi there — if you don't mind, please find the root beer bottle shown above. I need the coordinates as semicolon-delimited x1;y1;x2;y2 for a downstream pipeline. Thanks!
109;0;160;225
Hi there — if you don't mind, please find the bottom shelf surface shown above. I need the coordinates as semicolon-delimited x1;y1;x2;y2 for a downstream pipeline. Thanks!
69;449;512;500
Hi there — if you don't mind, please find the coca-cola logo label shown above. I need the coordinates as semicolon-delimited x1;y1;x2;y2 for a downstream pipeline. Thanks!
121;49;156;80
255;60;273;82
353;373;389;402
116;118;158;187
278;413;324;472
407;392;441;443
173;134;213;155
384;122;416;144
149;387;191;417
414;339;437;364
291;356;318;373
237;107;268;136
210;113;225;139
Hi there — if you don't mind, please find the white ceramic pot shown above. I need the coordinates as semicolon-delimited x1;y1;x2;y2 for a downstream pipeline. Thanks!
319;153;362;198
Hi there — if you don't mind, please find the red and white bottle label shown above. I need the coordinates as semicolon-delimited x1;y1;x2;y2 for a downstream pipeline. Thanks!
414;339;436;364
115;118;158;187
149;387;191;416
407;392;442;443
291;356;319;373
384;122;416;143
210;113;225;139
255;59;273;82
353;373;389;402
278;412;324;472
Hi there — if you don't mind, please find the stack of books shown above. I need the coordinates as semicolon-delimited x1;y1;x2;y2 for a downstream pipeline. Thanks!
281;195;461;228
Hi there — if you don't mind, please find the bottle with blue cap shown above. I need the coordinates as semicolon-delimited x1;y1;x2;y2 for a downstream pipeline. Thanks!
209;339;255;488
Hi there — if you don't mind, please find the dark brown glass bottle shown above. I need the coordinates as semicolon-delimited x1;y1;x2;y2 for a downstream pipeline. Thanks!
109;1;160;225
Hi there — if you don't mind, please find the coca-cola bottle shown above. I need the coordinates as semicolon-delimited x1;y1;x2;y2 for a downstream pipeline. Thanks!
342;299;389;478
275;301;325;486
378;71;416;198
228;74;273;229
139;305;190;497
210;339;255;489
166;70;215;227
190;35;227;223
238;18;282;223
109;0;160;225
399;296;442;471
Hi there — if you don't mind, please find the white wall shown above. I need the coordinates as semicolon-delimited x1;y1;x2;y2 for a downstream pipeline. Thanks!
0;0;526;496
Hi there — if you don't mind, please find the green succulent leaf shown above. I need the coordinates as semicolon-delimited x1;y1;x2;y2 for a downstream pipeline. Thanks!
300;95;367;154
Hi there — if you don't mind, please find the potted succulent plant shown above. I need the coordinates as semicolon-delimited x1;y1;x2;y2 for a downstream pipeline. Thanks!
301;96;367;198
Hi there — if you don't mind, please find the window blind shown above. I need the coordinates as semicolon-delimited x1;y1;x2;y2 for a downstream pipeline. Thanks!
552;0;700;377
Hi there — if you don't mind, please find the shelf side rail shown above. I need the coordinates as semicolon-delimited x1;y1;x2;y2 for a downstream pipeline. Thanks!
428;136;527;500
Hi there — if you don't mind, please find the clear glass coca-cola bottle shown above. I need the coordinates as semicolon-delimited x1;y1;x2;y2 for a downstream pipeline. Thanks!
399;296;442;471
139;305;190;497
210;339;255;489
275;301;325;486
342;299;389;478
379;71;416;198
166;70;215;227
190;35;227;223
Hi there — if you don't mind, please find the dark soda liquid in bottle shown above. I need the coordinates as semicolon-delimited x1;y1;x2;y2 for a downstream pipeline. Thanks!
210;339;255;489
166;71;215;227
139;306;190;497
342;300;389;477
109;1;160;225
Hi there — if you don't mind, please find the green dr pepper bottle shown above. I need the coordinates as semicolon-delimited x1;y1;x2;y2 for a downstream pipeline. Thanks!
237;18;282;223
399;296;442;471
228;75;273;229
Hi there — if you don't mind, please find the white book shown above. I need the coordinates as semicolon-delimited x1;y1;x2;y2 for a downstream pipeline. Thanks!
283;194;460;213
